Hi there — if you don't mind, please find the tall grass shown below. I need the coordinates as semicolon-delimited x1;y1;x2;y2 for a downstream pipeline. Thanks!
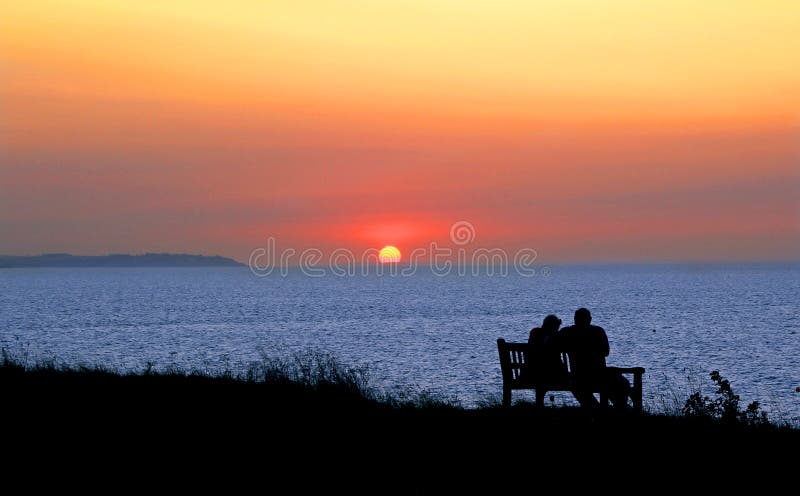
0;347;460;409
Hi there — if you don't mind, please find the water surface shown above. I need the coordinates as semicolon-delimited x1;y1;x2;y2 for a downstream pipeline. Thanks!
1;264;797;421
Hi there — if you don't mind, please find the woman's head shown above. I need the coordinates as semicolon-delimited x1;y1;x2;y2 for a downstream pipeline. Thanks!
542;314;562;330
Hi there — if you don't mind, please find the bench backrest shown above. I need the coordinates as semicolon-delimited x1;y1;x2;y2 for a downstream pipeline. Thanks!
497;339;529;383
497;338;569;385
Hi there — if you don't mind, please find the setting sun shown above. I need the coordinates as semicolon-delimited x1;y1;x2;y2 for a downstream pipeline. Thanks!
378;246;401;264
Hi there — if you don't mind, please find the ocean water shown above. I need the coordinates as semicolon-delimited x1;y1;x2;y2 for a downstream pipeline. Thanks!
1;264;798;421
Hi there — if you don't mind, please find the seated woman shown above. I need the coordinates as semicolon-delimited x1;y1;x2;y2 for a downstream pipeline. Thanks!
524;314;568;385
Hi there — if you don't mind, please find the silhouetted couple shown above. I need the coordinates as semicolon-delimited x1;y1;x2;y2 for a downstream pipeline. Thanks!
528;308;631;409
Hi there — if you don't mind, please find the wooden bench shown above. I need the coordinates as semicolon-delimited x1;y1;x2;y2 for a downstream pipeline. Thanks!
497;338;645;411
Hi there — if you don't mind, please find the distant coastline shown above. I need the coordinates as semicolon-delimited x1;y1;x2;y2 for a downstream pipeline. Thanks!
0;253;244;268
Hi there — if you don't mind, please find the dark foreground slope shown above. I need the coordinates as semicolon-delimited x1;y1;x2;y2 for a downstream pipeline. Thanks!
1;361;796;490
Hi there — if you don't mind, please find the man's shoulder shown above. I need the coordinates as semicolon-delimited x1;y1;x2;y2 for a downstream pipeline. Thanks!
589;325;607;335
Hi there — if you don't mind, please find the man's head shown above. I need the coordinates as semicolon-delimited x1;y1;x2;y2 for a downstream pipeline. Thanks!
574;308;592;326
542;314;562;330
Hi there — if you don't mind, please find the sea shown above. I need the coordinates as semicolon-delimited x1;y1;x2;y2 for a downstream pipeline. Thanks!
1;264;798;422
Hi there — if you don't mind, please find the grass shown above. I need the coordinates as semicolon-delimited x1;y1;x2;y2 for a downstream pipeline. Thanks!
1;349;797;484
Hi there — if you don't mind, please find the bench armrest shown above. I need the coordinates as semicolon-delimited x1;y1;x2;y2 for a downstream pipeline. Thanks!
607;366;645;411
606;366;645;374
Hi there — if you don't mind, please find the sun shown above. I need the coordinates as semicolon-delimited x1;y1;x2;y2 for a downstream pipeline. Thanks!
378;245;401;263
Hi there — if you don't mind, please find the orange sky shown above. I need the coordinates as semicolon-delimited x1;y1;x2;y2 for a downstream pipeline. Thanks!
2;1;799;262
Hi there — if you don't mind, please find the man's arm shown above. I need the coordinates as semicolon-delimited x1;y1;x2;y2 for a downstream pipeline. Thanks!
600;328;610;357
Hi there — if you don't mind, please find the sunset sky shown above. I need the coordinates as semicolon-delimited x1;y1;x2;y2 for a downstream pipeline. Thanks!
2;1;799;263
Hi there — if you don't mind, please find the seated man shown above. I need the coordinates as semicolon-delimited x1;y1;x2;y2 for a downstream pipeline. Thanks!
525;314;568;386
557;308;630;409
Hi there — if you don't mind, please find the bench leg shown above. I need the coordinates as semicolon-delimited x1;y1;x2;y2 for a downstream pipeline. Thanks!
535;389;546;408
600;391;609;409
632;372;643;412
502;387;511;408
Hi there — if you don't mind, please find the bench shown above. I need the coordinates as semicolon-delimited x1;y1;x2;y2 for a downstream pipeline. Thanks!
497;338;645;411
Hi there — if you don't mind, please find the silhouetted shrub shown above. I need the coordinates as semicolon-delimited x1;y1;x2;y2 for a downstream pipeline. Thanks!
682;370;769;426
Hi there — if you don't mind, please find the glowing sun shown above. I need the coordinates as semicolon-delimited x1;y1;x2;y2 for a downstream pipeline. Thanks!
378;245;401;263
